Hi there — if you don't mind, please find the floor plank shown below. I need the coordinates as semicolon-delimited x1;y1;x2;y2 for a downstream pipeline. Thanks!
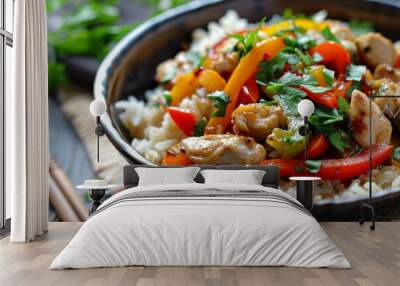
0;222;399;286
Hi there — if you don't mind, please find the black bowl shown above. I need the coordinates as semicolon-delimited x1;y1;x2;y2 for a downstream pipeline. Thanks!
94;0;400;219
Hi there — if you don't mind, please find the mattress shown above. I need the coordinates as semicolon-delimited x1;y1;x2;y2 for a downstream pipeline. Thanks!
50;183;351;269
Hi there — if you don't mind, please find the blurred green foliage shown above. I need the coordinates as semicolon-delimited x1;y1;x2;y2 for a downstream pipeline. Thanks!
47;0;189;93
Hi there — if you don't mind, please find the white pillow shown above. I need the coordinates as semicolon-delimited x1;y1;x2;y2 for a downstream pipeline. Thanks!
200;169;265;185
135;167;200;186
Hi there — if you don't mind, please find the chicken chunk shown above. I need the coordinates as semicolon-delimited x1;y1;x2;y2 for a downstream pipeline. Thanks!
349;90;392;148
232;104;286;142
356;33;397;69
374;64;400;82
179;134;266;165
374;79;400;130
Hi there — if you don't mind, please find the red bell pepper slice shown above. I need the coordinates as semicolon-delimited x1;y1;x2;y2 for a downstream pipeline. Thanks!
168;107;197;136
332;80;352;98
310;41;351;75
162;152;194;166
262;144;393;180
297;134;330;160
395;54;400;68
300;86;338;108
237;75;260;105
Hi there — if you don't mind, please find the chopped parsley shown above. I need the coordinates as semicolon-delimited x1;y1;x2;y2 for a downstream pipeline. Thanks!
305;160;322;173
309;105;344;126
207;91;230;117
392;147;400;161
256;52;288;82
193;118;207;137
346;81;362;99
337;96;350;115
321;26;340;43
323;67;335;86
232;17;266;58
317;125;351;153
163;91;172;106
309;106;351;153
346;64;366;81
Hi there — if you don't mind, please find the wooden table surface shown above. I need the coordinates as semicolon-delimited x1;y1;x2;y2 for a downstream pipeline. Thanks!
0;222;399;286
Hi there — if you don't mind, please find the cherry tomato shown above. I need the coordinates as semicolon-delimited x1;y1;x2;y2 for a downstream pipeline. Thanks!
310;41;351;75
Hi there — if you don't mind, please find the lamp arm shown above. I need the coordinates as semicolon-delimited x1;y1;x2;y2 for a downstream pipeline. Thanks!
95;116;105;162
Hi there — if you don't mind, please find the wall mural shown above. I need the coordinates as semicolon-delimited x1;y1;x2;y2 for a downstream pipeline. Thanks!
48;0;400;222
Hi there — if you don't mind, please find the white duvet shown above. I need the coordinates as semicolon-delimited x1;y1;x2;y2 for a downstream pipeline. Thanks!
50;183;351;269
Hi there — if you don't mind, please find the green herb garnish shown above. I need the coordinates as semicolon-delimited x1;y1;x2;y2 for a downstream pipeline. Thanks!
193;118;207;137
392;147;400;161
337;96;350;115
207;91;230;117
346;64;366;81
309;105;344;126
321;26;340;43
305;160;322;173
163;91;172;106
232;17;266;58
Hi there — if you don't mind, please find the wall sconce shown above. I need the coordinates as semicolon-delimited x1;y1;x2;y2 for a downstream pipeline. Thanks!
297;99;315;161
90;99;107;162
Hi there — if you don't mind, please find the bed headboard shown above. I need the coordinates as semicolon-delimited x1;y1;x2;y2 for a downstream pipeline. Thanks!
123;165;280;189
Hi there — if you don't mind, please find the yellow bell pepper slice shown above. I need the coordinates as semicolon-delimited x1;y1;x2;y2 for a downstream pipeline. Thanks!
310;65;328;87
262;19;327;35
170;71;198;106
206;37;285;134
197;69;226;92
266;128;305;159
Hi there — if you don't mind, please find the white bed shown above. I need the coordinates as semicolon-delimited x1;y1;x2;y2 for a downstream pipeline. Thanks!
50;182;350;269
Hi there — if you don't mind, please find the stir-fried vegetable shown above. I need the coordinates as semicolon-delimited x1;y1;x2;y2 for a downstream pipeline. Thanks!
116;10;400;197
197;69;226;92
206;37;286;134
168;107;197;136
298;134;330;159
262;144;393;180
310;41;351;75
170;72;198;106
162;152;194;166
267;128;305;158
238;76;260;105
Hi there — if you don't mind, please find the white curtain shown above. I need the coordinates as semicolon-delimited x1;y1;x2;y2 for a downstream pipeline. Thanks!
7;0;48;242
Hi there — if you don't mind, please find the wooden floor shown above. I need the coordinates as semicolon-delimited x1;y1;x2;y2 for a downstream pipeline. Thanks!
0;222;399;286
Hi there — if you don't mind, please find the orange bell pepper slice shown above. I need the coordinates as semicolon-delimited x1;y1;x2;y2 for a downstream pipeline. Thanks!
310;66;328;87
197;69;226;92
206;37;285;134
171;71;198;106
162;152;194;166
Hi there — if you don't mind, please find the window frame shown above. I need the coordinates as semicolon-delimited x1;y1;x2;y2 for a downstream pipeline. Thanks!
0;0;13;232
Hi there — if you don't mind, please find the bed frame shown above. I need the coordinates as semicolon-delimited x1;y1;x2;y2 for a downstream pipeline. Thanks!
123;165;280;189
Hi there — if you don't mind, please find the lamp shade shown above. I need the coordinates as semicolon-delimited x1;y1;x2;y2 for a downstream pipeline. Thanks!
297;99;315;117
90;99;107;116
